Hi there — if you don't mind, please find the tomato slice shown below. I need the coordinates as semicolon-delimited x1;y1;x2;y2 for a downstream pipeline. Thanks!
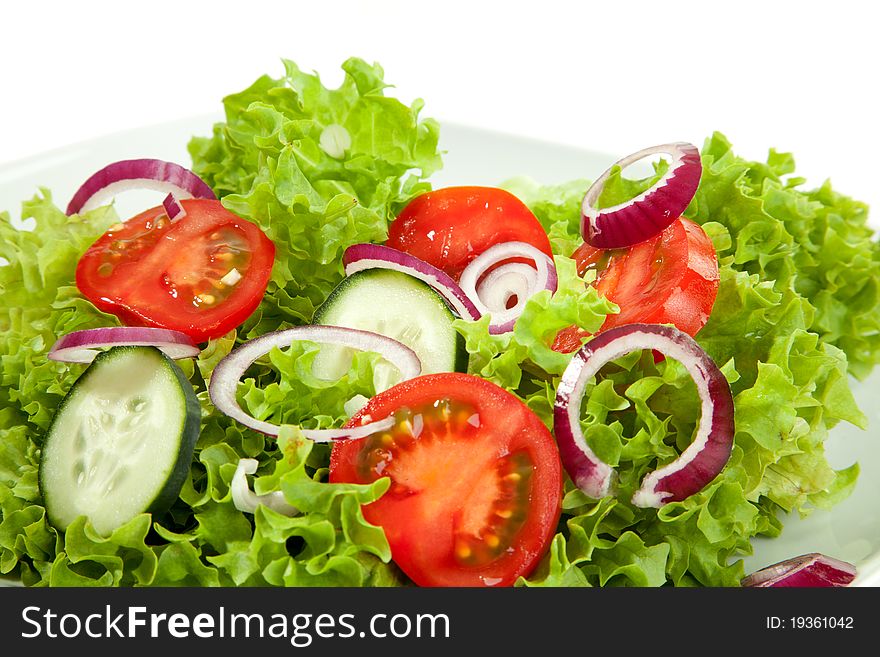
330;373;562;587
552;218;719;353
387;186;553;280
76;199;274;343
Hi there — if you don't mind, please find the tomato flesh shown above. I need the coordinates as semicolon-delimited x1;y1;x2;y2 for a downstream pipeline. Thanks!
387;186;553;280
76;199;274;343
330;373;562;587
552;218;719;352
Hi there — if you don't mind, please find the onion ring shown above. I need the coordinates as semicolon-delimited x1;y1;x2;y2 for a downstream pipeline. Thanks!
458;241;557;334
66;158;215;216
581;142;702;249
47;327;200;363
209;326;421;440
553;323;734;507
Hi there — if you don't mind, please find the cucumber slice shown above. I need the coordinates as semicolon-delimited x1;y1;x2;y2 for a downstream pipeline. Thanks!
312;269;468;390
40;346;200;535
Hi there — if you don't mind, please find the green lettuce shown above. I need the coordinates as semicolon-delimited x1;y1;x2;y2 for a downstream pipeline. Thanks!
188;57;441;335
691;133;880;379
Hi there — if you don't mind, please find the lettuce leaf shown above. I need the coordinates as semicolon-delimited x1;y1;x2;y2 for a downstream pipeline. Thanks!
690;133;880;379
0;192;120;431
188;57;441;335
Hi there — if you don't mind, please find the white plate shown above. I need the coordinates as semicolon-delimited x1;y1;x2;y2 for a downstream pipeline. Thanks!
1;116;879;586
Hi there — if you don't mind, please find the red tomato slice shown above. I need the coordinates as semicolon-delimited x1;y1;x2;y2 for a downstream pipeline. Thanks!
387;186;553;280
330;373;562;587
552;218;719;353
76;199;274;343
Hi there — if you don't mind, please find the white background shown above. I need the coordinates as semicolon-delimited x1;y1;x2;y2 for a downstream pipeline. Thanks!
1;0;879;211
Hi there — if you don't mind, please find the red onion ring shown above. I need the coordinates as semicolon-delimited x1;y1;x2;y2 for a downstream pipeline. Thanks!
208;326;422;440
343;243;480;321
47;327;200;363
742;553;857;587
553;323;734;507
66;158;216;216
581;142;702;249
458;241;558;334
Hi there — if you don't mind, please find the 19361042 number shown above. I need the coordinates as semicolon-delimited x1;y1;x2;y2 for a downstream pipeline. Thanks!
790;616;854;629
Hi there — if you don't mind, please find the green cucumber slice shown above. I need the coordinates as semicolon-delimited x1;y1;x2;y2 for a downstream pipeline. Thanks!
40;346;200;535
312;269;468;390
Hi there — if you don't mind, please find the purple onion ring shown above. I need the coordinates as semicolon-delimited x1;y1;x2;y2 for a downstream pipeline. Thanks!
581;142;702;249
48;327;200;363
66;158;216;216
553;323;734;507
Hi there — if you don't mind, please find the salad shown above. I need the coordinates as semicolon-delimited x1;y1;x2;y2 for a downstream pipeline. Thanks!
1;57;878;588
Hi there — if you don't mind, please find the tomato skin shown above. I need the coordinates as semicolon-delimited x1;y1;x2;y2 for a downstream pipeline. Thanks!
330;373;562;587
387;186;553;280
76;199;275;343
552;218;719;353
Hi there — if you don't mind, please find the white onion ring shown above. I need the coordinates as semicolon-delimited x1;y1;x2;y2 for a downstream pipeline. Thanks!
208;326;421;440
741;553;857;588
47;327;200;363
553;323;734;507
66;158;216;216
458;241;557;334
581;142;702;249
343;243;481;321
231;458;299;517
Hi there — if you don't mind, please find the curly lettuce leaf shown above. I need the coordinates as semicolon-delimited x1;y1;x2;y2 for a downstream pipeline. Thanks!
689;132;880;379
0;192;120;430
188;57;441;336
